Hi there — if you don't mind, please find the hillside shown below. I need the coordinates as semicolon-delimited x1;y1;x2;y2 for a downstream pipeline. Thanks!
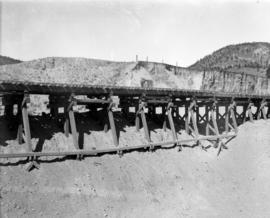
1;56;270;96
0;57;203;90
0;55;21;66
189;42;270;76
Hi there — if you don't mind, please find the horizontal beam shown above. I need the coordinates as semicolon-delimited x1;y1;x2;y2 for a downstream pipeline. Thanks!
0;134;236;159
75;98;110;105
1;80;270;99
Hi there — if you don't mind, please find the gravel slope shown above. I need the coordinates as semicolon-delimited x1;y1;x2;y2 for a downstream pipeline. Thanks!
0;117;270;218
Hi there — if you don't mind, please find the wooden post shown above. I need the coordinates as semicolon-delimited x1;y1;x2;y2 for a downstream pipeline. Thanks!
107;100;118;147
230;106;238;133
225;100;238;134
67;95;79;150
247;102;254;123
135;105;140;131
140;103;151;142
64;106;70;137
68;107;79;150
196;106;200;126
16;97;24;144
21;93;32;152
267;102;270;119
17;123;23;144
185;103;189;134
135;99;151;142
191;109;199;139
225;106;229;134
257;100;267;120
188;99;200;146
162;106;167;131
210;102;219;136
166;102;178;143
205;105;209;135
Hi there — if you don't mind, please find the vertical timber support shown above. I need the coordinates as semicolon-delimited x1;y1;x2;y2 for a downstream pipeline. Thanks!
187;98;202;148
267;102;270;119
247;100;254;123
135;104;140;131
162;105;167;131
64;105;70;137
16;96;23;144
21;93;40;171
205;105;210;136
107;93;118;147
225;99;238;134
21;93;32;152
185;102;190;134
136;97;151;143
205;98;226;155
210;100;219;137
211;99;224;155
67;94;79;150
166;100;180;150
257;99;267;120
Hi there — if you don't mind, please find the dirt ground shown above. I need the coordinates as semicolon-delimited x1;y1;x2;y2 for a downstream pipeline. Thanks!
0;115;270;218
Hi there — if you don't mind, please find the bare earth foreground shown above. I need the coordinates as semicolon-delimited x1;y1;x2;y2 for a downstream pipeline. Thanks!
0;119;270;218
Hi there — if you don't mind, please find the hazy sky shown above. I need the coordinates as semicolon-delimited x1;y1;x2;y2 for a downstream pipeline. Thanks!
1;0;270;67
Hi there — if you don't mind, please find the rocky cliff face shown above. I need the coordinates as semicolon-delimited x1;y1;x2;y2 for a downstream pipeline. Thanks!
201;70;270;95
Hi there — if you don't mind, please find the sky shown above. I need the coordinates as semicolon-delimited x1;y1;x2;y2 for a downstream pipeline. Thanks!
1;0;270;67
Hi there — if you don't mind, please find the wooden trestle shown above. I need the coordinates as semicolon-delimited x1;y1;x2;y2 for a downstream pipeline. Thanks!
0;82;270;170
